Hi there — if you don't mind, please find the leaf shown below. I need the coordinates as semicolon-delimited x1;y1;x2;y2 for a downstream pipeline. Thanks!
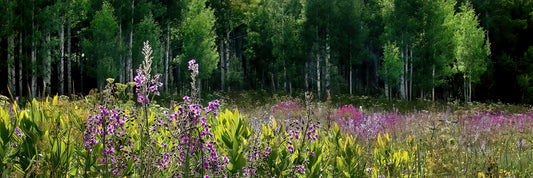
52;95;59;106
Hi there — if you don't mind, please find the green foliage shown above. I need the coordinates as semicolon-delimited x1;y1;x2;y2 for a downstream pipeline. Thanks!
326;123;364;177
211;109;251;174
133;13;162;73
180;0;219;80
454;1;491;84
379;42;402;90
81;1;124;90
517;47;533;103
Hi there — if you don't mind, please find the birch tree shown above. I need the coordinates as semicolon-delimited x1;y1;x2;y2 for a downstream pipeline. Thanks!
180;0;219;95
454;2;491;102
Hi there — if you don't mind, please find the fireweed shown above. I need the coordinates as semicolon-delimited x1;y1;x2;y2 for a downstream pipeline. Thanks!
132;41;164;175
284;92;320;175
336;107;403;139
134;41;163;105
148;59;227;177
83;81;136;176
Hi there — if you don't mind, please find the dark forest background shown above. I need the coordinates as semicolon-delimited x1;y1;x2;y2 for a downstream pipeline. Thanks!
0;0;532;103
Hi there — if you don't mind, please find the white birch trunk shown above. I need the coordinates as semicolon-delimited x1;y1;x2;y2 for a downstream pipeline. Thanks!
220;38;225;91
19;33;23;96
349;61;353;95
169;43;174;93
325;35;330;95
410;48;413;101
225;34;230;91
119;22;124;83
305;61;309;90
385;83;389;100
8;35;16;95
44;34;51;96
400;50;405;101
282;0;287;93
31;9;37;98
59;16;65;95
432;65;435;102
271;73;276;91
128;0;135;82
316;46;321;99
165;22;170;92
469;78;472;102
67;18;72;95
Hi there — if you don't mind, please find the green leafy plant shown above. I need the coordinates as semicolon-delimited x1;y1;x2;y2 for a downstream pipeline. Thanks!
211;109;251;174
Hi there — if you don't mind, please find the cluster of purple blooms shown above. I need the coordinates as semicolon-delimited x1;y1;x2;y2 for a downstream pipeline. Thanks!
272;100;303;118
188;59;199;74
150;59;227;176
83;106;135;175
335;106;403;139
134;41;163;104
134;68;162;104
335;105;363;125
462;111;533;135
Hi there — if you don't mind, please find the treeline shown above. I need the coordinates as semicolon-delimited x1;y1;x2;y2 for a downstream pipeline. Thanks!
0;0;532;103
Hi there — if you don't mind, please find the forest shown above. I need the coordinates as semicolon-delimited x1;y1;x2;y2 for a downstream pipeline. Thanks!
0;0;531;103
1;0;533;177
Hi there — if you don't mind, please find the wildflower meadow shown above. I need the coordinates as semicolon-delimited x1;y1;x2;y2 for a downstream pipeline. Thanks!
1;42;532;177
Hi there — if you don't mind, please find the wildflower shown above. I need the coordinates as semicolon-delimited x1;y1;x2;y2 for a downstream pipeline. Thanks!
14;127;23;138
366;167;372;172
297;165;306;173
188;59;199;74
287;146;294;152
481;140;486;150
265;147;271;157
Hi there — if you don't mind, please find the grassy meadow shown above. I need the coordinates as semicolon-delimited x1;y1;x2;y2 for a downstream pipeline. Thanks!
0;87;532;177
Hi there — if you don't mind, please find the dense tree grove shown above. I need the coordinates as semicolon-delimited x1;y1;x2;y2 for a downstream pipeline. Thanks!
0;0;532;103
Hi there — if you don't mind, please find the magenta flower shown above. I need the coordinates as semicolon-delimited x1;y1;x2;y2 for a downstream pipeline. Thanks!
287;146;294;152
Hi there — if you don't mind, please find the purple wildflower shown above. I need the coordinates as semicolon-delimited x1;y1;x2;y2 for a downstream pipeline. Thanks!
297;165;306;173
287;146;294;152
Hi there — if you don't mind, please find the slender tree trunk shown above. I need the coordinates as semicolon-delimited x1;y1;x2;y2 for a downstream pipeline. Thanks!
400;49;405;101
385;82;389;100
349;61;353;95
410;48;413;101
67;18;72;95
305;61;309;90
271;72;276;91
464;75;467;102
19;33;23;96
283;58;287;92
169;45;174;93
282;0;287;93
289;81;292;96
469;78;472;102
59;16;65;95
325;35;331;95
432;65;435;102
225;34;230;91
316;46;321;99
44;34;51;96
8;35;16;95
128;0;135;82
119;22;124;83
165;22;170;93
220;38;225;91
31;7;37;98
